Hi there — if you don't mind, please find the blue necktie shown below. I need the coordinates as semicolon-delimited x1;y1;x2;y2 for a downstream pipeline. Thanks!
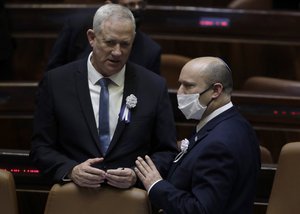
98;78;110;155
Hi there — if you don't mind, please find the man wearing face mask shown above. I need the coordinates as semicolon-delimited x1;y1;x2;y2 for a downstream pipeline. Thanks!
46;0;161;74
134;57;261;214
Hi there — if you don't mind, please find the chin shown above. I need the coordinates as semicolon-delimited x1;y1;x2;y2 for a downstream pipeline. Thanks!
103;67;121;76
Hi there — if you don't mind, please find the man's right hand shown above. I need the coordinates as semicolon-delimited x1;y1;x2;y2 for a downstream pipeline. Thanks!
70;157;106;188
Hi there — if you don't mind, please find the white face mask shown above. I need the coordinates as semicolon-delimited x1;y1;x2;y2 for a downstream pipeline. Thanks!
177;93;207;120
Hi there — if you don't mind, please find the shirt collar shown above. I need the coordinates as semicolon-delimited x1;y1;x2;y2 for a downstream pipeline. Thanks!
87;52;125;86
196;101;233;132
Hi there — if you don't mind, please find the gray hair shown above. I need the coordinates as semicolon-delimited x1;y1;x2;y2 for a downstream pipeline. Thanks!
93;4;136;34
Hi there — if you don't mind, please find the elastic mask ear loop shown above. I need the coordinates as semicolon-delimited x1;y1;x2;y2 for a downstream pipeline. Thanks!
206;98;214;108
199;85;212;96
203;83;216;108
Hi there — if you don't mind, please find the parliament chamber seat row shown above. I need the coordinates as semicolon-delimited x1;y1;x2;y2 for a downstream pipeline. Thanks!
0;169;18;214
2;142;300;214
0;168;152;214
1;81;299;163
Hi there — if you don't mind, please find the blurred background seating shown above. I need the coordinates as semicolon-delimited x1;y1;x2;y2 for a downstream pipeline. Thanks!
0;169;18;214
44;183;151;214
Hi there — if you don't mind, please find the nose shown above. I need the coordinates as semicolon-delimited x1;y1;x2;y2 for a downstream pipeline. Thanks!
111;44;121;56
177;85;184;95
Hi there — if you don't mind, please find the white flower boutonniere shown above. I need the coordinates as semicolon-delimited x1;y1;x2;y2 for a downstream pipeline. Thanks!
174;138;189;163
120;94;137;123
126;94;137;109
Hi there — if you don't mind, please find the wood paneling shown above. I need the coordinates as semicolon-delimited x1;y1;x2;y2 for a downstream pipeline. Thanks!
140;5;300;88
4;4;300;89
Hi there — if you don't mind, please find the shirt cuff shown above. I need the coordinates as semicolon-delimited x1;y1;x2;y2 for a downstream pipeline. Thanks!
147;179;163;194
61;171;72;182
62;177;72;182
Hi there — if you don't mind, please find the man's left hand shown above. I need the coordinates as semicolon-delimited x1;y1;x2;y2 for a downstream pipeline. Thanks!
105;167;137;188
134;155;162;191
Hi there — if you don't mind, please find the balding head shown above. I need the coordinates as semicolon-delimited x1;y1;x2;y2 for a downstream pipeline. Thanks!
178;57;233;118
180;57;233;95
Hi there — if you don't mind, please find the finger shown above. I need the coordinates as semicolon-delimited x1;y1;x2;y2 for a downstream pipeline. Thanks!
145;155;157;171
73;169;103;185
105;175;131;189
86;171;106;182
86;157;104;165
135;157;146;172
105;173;120;181
73;164;106;184
82;159;106;177
85;166;106;177
134;167;145;180
137;157;151;173
105;170;132;182
106;168;130;176
72;172;102;187
135;158;148;175
106;168;136;185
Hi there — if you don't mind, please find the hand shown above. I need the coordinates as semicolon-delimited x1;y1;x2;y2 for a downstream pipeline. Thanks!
105;167;137;189
134;155;162;191
70;158;106;188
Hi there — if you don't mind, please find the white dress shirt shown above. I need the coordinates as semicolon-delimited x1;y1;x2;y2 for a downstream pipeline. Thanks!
87;52;125;141
196;101;233;133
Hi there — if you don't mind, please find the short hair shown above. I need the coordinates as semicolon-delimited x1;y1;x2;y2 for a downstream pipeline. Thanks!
93;4;136;34
204;58;233;95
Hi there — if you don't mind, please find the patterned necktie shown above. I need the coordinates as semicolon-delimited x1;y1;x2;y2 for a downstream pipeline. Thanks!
98;78;110;155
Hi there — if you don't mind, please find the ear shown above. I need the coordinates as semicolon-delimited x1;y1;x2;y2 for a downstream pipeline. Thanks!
87;29;96;47
212;83;223;98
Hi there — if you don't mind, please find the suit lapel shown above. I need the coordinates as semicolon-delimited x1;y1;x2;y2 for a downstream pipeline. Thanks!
75;60;102;153
106;63;138;155
167;107;237;179
167;129;209;179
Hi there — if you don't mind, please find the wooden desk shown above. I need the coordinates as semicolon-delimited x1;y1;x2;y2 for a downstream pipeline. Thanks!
0;82;37;150
0;82;299;160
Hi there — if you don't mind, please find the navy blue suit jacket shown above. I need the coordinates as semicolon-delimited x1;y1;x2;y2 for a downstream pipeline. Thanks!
149;107;260;214
46;14;161;74
30;59;177;183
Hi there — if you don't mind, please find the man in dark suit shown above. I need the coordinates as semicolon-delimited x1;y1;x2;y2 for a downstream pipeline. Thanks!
135;57;261;214
30;4;177;188
46;0;161;75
